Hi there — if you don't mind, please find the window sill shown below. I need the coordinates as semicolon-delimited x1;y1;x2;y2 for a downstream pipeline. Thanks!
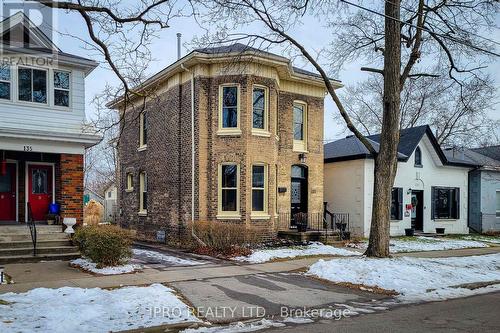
138;211;148;216
433;218;458;221
250;214;271;220
251;129;271;137
137;145;147;152
216;214;241;220
217;129;242;136
414;164;423;168
125;188;134;193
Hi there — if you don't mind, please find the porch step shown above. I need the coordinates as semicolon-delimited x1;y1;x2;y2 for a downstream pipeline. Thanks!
0;245;78;257
0;233;70;242
0;252;81;264
0;239;71;249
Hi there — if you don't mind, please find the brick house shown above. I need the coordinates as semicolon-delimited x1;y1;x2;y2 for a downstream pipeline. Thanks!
112;44;340;242
0;12;100;226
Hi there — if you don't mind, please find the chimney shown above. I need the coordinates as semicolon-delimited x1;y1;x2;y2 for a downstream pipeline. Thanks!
177;33;182;60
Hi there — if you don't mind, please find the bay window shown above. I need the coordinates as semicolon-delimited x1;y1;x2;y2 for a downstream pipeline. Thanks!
252;164;268;213
252;86;268;132
219;85;240;134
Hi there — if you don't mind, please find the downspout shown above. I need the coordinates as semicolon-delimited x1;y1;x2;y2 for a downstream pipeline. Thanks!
181;63;205;246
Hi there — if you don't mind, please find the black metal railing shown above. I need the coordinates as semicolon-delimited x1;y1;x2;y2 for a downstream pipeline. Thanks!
323;204;350;240
27;202;37;256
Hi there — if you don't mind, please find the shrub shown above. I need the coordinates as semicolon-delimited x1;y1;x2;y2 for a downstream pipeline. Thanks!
74;225;133;267
186;221;259;256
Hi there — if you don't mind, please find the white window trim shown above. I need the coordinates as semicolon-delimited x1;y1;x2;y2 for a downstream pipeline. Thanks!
126;173;134;192
292;100;308;152
217;163;241;219
251;85;271;136
139;172;147;215
251;163;270;219
138;111;148;150
53;70;71;108
0;64;12;101
217;84;242;136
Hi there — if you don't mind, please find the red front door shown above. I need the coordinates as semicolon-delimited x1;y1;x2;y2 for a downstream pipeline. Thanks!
28;164;53;221
0;163;16;221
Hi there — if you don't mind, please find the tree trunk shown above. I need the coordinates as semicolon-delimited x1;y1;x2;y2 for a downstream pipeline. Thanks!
365;0;402;257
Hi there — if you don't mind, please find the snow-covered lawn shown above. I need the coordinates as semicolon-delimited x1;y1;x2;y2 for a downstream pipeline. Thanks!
0;284;199;333
133;248;206;266
461;235;500;244
308;253;500;302
346;236;489;253
234;242;360;263
70;258;141;275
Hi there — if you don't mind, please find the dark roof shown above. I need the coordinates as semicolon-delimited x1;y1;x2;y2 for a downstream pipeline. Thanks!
471;145;500;162
324;125;477;167
444;147;500;169
193;43;339;81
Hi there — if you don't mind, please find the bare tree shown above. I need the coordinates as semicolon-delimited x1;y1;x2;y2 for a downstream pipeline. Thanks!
192;0;498;256
338;73;499;147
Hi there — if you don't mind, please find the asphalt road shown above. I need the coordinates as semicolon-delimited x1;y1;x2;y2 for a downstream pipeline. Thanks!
267;292;500;333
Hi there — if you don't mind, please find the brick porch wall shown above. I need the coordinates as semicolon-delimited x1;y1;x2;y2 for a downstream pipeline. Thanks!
60;154;84;224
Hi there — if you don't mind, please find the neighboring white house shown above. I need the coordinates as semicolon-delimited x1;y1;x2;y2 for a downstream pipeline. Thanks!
103;183;117;222
324;125;478;237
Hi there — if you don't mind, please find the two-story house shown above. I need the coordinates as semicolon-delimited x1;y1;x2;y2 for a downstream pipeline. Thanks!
0;12;100;227
112;43;339;242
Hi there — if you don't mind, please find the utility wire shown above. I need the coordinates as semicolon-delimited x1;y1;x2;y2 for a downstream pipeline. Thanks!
340;0;500;57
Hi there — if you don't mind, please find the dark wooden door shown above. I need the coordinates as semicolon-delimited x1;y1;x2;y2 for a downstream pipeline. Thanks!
291;165;308;227
411;190;424;231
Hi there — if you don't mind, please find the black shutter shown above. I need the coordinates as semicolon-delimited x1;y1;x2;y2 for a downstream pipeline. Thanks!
143;112;148;144
398;187;403;220
431;187;436;219
455;188;460;219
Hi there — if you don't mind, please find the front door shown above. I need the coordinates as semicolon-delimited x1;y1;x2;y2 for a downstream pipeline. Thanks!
28;164;53;221
290;165;308;227
411;190;424;231
0;163;16;221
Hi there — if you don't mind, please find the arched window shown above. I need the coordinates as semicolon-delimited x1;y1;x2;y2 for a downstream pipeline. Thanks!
415;147;422;166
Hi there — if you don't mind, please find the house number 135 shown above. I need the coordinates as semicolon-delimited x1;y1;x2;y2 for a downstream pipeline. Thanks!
23;145;33;151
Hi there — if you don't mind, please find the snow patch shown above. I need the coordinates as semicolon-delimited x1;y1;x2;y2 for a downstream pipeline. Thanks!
234;242;360;263
346;236;489;253
70;258;140;275
0;284;198;333
133;248;206;266
181;319;286;333
462;235;500;244
307;253;500;302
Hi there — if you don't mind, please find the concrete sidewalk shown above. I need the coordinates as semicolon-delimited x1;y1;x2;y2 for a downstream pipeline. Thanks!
1;245;498;294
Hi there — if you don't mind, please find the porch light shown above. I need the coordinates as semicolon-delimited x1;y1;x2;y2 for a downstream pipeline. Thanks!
298;153;307;164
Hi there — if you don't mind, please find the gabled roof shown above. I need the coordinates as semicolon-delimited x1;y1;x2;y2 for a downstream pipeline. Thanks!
0;12;98;74
444;146;500;171
471;145;500;162
324;125;478;167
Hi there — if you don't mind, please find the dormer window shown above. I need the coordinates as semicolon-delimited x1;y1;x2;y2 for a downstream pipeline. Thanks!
415;147;422;167
0;65;11;100
18;67;47;104
54;71;70;107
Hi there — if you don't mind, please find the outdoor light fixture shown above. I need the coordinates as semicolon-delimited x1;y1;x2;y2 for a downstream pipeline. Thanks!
407;188;412;195
299;153;307;164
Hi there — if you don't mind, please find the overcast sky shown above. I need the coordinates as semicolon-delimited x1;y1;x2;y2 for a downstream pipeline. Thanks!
19;3;500;143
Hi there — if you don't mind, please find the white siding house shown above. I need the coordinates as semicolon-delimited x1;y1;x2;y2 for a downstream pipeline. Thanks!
324;126;477;237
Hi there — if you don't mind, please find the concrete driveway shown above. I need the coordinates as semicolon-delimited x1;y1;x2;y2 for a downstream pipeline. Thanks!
171;272;391;323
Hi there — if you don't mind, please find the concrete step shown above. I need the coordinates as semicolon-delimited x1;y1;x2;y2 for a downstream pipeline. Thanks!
0;225;64;235
0;233;70;242
0;239;71;249
0;252;80;265
0;246;79;256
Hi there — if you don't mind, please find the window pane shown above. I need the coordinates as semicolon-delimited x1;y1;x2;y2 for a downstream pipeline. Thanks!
18;68;32;101
54;71;69;89
252;189;264;211
0;66;10;81
222;189;237;211
32;169;48;194
291;165;305;178
142;112;148;144
253;88;265;109
142;192;148;211
293;104;303;124
0;82;10;99
253;88;265;129
253;108;264;129
54;89;69;106
0;166;12;192
222;165;237;188
252;165;264;188
294;123;303;140
223;107;238;128
436;189;451;218
222;86;237;107
32;69;47;103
